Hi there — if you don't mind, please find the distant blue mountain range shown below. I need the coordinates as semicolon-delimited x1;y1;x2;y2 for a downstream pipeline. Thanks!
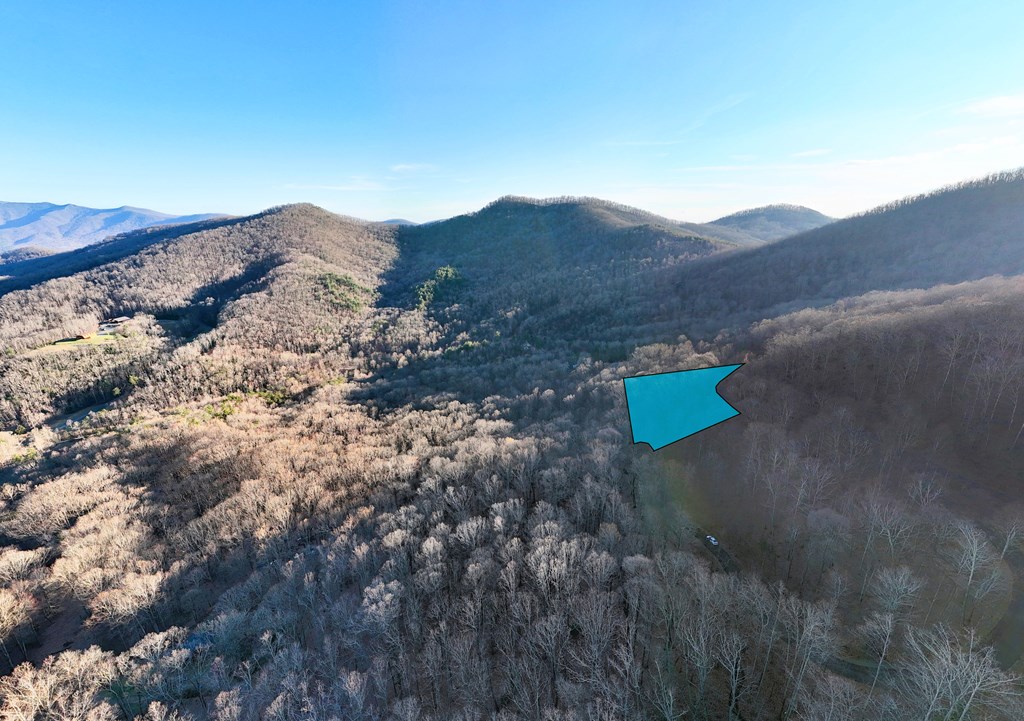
0;201;223;254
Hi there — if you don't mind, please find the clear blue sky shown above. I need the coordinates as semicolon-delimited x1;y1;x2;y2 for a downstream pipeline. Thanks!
2;1;1022;222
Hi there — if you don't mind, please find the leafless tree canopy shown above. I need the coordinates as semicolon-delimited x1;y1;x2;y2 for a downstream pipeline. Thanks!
1;174;1023;720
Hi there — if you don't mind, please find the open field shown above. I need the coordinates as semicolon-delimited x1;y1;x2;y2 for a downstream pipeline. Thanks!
23;332;121;356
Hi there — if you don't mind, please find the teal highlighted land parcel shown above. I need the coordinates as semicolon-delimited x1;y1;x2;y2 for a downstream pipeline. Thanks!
623;364;742;450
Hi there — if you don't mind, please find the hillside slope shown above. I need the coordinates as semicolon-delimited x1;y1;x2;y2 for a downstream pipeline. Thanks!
386;195;744;358
0;216;240;294
673;170;1024;333
400;195;745;257
0;204;398;424
0;201;223;253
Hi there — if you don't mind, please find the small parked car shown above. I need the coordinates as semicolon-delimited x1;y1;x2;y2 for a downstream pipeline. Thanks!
705;535;719;546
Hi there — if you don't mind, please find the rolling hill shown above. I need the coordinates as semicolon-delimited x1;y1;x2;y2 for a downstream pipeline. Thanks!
381;195;749;360
394;194;740;266
0;204;395;353
709;203;834;241
0;201;223;253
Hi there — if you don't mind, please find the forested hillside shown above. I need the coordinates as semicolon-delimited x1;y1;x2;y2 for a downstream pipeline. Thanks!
709;204;834;242
0;247;53;266
673;170;1024;334
0;205;396;426
0;175;1022;721
0;216;241;295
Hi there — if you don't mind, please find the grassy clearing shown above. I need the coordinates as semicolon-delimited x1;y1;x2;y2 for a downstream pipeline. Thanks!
0;431;19;465
25;333;121;357
53;334;119;347
660;456;717;529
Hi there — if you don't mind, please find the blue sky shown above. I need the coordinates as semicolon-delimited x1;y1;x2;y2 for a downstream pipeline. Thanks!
2;1;1022;222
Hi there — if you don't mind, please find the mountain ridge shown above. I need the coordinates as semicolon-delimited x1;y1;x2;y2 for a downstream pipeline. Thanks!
0;195;837;257
671;168;1024;334
477;195;777;245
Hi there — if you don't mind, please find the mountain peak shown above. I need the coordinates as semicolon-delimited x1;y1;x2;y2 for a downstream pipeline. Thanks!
709;204;833;241
715;203;824;218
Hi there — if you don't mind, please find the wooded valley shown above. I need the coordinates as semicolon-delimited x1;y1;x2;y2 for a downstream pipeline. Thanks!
1;173;1023;720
